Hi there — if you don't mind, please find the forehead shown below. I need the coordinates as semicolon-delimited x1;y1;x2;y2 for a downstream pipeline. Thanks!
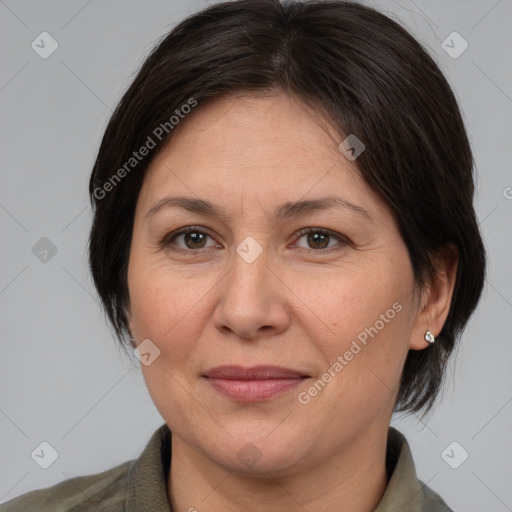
138;93;385;221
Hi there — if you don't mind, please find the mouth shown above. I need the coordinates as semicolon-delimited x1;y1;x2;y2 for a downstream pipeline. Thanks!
202;365;310;402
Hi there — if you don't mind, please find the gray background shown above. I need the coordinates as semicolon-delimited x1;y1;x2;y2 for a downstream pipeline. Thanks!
1;0;511;510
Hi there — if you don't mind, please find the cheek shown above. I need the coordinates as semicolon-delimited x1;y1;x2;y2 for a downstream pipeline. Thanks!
293;260;409;346
127;257;218;362
296;260;413;401
127;261;214;416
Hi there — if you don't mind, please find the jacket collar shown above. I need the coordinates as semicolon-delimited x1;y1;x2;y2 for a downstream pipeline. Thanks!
124;423;448;511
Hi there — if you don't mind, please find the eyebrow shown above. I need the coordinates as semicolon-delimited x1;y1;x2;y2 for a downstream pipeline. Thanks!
145;195;372;222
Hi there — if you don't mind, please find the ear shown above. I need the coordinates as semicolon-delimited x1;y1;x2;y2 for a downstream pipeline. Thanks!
409;244;459;350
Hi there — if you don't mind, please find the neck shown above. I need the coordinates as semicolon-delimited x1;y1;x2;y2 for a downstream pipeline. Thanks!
168;424;389;512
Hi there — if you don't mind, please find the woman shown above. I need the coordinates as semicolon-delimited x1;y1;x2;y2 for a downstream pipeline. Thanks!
3;0;485;510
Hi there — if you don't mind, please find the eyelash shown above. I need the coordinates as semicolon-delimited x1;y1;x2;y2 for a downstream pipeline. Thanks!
291;228;348;253
159;226;349;254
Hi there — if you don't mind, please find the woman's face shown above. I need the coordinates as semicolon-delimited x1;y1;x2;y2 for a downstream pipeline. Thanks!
127;93;426;474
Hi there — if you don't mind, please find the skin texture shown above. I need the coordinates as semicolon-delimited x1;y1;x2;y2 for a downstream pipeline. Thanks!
126;93;457;512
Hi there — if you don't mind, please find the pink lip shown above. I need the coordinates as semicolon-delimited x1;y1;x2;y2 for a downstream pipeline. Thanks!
203;365;309;402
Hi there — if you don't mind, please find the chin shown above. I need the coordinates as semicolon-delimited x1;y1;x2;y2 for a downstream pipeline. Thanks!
200;429;309;476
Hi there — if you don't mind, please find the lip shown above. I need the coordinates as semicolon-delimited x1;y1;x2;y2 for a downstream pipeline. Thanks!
203;365;310;402
204;365;309;380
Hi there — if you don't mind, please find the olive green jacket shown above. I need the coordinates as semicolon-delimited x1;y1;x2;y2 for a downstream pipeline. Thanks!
2;425;453;511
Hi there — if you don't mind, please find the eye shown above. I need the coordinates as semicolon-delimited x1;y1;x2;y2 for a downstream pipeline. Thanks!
160;226;220;251
292;228;348;252
160;226;348;253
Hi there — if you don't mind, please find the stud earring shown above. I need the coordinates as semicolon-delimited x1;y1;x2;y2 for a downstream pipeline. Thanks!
424;331;435;344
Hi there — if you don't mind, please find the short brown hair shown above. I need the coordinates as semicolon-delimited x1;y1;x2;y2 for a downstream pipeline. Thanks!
88;0;486;414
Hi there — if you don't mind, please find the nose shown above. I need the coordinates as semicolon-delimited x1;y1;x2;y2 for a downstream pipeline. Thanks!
212;247;290;340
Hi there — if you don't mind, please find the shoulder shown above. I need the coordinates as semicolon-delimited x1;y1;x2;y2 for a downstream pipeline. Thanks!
1;459;133;512
419;483;455;512
1;423;171;512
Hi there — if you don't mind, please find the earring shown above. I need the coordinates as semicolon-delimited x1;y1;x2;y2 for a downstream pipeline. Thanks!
424;331;435;344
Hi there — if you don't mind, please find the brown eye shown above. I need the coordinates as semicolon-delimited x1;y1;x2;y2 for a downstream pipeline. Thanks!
306;232;330;249
162;227;218;251
182;231;208;249
293;228;347;252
